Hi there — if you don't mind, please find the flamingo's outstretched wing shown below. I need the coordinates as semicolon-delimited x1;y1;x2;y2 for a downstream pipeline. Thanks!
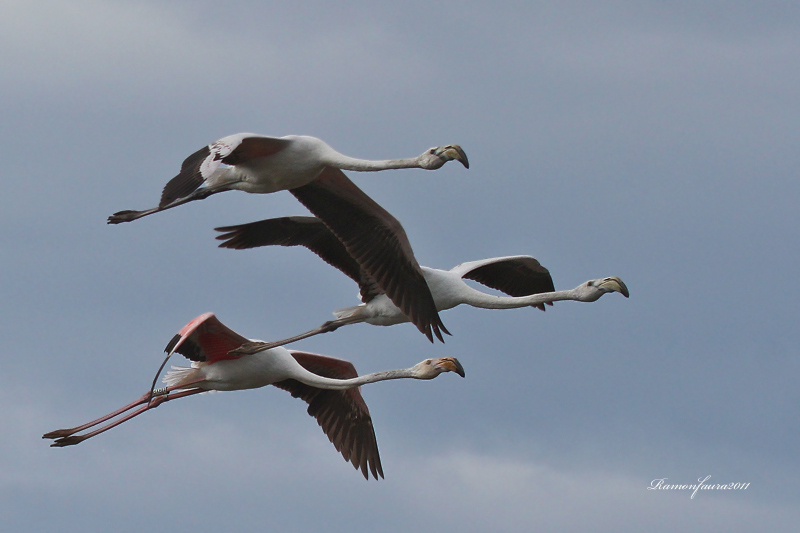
452;256;555;310
216;216;382;303
272;350;384;480
290;167;448;342
164;312;250;363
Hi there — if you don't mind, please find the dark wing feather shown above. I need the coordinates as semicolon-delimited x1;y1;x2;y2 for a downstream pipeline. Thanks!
290;167;447;341
215;216;382;303
272;351;384;480
462;257;555;308
160;145;211;207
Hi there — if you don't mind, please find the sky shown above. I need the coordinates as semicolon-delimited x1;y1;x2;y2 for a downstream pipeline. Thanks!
2;1;798;531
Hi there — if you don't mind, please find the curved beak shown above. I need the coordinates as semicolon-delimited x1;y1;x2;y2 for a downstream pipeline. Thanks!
439;145;469;169
435;357;466;377
598;277;630;298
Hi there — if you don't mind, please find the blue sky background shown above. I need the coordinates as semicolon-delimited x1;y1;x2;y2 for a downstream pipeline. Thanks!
2;1;798;531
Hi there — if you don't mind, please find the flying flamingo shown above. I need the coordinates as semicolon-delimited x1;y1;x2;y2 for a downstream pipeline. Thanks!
213;216;630;355
43;312;465;480
108;134;468;344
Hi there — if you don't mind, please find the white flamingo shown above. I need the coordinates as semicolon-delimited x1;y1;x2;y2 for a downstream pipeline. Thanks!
108;135;468;343
213;216;630;355
43;312;465;480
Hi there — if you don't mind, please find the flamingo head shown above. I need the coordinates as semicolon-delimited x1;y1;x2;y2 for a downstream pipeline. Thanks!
575;277;630;302
412;357;466;379
418;145;469;170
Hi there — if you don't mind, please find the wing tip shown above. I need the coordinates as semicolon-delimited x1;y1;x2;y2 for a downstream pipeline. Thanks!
164;333;182;354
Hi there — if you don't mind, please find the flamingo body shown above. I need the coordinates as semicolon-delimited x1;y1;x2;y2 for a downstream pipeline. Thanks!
214;217;629;354
43;313;465;480
108;134;468;344
109;133;468;221
173;135;342;196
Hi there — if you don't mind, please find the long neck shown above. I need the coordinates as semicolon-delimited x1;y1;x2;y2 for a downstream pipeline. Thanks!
324;152;423;172
456;285;582;310
291;365;418;390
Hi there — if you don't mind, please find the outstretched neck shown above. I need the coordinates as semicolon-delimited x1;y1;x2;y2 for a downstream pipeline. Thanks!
293;366;418;390
457;286;582;310
325;153;423;172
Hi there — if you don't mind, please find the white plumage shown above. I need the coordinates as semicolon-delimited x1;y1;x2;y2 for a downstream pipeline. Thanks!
213;216;630;354
43;313;465;480
108;134;469;343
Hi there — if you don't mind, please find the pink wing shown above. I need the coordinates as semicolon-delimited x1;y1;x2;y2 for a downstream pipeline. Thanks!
163;313;250;364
